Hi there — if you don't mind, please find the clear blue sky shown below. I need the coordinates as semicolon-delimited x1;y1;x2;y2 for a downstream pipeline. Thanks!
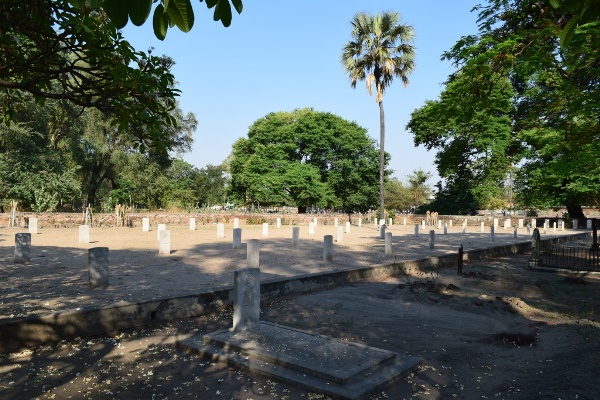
122;1;482;186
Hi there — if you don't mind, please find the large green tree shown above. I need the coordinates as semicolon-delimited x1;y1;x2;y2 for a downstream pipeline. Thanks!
406;72;518;214
441;0;600;218
341;11;415;222
229;109;383;214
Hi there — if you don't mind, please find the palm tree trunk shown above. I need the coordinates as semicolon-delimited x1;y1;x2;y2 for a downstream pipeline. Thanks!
379;101;385;221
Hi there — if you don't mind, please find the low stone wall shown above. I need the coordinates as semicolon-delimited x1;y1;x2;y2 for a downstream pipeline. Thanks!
0;212;588;230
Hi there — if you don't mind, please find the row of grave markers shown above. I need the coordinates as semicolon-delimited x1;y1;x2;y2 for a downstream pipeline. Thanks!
11;219;567;292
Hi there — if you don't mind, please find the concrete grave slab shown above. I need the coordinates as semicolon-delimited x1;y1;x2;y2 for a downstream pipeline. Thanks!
177;321;421;400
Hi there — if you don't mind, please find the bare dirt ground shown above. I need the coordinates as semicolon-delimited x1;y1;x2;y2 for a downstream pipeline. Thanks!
1;222;599;399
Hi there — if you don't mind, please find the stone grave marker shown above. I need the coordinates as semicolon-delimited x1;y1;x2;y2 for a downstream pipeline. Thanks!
276;218;281;228
159;230;170;255
514;226;518;238
443;223;448;235
14;233;31;263
491;226;495;242
308;222;315;235
414;224;419;237
233;228;242;249
142;217;150;232
334;218;338;227
232;267;261;332
247;239;260;268
345;221;351;233
292;227;299;247
323;235;333;261
587;219;593;229
79;224;90;244
358;218;362;228
480;221;485;233
379;224;386;239
190;218;196;231
429;230;435;249
89;247;109;289
217;223;225;238
262;223;268;237
573;219;578;229
337;226;344;242
385;232;392;255
28;217;38;234
493;218;499;229
234;218;240;229
157;223;166;240
530;228;541;268
518;218;524;228
388;218;393;226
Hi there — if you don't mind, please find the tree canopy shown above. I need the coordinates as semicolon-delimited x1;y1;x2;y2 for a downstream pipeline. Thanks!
407;0;599;216
229;109;384;214
69;0;243;40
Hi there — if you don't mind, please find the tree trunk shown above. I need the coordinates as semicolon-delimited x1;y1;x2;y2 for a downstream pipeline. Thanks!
379;101;385;221
566;203;584;219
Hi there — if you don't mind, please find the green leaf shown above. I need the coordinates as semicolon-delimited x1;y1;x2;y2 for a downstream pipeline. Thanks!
68;0;87;8
128;0;152;26
549;0;561;8
205;0;218;7
231;0;243;14
165;0;194;32
214;0;232;26
153;4;168;40
102;0;129;29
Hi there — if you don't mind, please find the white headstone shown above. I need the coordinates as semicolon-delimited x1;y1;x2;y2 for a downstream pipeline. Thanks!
189;218;196;231
518;218;523;228
493;218;499;229
313;217;318;227
276;217;281;228
334;217;338;227
385;232;392;255
292;227;300;247
337;226;344;242
438;220;442;230
374;218;378;226
403;217;406;225
531;218;537;229
308;222;315;235
157;223;166;240
388;218;393;226
379;224;386;239
233;217;240;229
142;217;150;232
504;219;511;229
79;224;90;244
345;221;351;233
262;223;269;237
159;230;170;255
481;221;485;232
560;220;565;231
217;223;225;238
28;217;38;234
358;218;362;228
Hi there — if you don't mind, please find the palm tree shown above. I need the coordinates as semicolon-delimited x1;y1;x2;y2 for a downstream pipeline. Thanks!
341;11;415;221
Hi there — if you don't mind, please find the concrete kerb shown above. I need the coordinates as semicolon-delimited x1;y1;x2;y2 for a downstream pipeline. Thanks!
0;232;590;354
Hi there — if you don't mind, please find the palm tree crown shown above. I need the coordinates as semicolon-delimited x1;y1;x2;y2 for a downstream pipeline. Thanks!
341;11;415;220
341;12;415;101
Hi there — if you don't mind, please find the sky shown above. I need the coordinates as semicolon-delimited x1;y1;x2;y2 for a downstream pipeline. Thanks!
122;1;482;187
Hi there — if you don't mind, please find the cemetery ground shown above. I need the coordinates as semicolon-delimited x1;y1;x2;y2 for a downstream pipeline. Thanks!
0;222;599;399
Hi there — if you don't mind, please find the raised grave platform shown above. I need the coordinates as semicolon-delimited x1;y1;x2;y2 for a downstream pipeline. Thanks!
177;321;421;400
